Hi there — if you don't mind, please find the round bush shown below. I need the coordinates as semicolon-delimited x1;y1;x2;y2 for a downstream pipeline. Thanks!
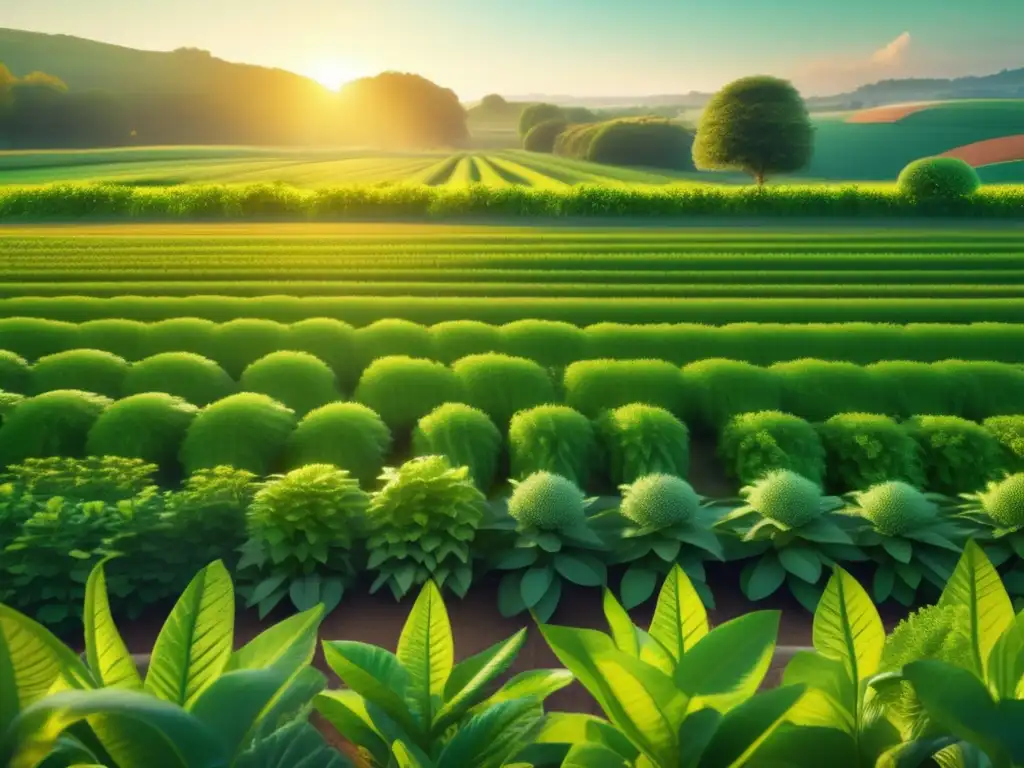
507;472;587;531
239;351;340;416
123;352;235;406
30;349;129;398
412;403;502;490
587;118;694;170
905;415;1006;494
78;319;151;361
429;321;502;364
286;402;391;487
620;474;700;529
596;404;690;486
849;481;938;537
354;356;463;433
87;393;198;471
286;319;358;392
742;469;823;528
984;416;1024;472
452;353;555;427
500;320;585;370
818;413;924;492
180;393;297;476
898;157;980;202
145;318;220;358
0;390;113;466
518;103;565;138
770;359;883;423
564;359;684;417
523;118;568;153
970;473;1024;529
0;319;78;360
508;405;596;487
719;410;825;486
212;319;289;378
0;351;30;393
354;320;433;370
682;359;781;430
866;361;961;418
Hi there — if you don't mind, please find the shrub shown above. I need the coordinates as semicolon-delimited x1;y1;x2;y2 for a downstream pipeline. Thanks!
179;393;296;476
719;410;826;486
564;359;684;417
286;318;358;391
967;473;1024;529
30;349;129;398
122;352;234;406
4;455;157;503
239;351;340;416
353;319;432;369
145;317;219;358
866;361;961;418
848;481;940;537
451;353;554;427
0;318;78;359
0;350;30;393
620;474;700;529
507;471;587;531
554;122;602;159
898;157;981;201
508;404;596;486
596;404;689;485
211;318;289;378
931;361;1024;420
0;391;24;423
770;359;883;423
741;469;824;527
285;402;392;487
523;118;568;153
77;319;151;361
586;118;695;170
86;393;198;472
0;390;112;465
905;415;1006;494
500;319;585;370
681;359;780;430
818;413;925;492
518;102;564;138
354;356;463;432
984;415;1024;471
429;320;502;364
412;403;502;490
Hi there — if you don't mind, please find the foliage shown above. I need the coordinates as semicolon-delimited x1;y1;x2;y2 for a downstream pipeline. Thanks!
564;359;684;418
906;415;1007;495
238;464;369;617
145;317;220;360
933;359;1024;421
428;320;502;365
86;393;198;474
179;392;297;476
898;156;981;202
586;117;695;171
286;402;392;487
500;319;586;371
212;318;290;378
866;360;963;419
239;351;340;417
451;352;555;428
354;319;434;369
693;75;813;184
681;358;781;430
365;456;486;599
29;348;129;398
0;350;29;393
286;318;358;392
770;359;883;422
122;351;235;406
523;118;569;153
508;405;597;487
354;356;463;433
0;389;112;466
3;455;158;503
0;390;24;423
519;102;566;138
77;318;151;361
595;404;689;486
984;416;1024;472
818;413;925;493
719;410;826;486
411;403;502;491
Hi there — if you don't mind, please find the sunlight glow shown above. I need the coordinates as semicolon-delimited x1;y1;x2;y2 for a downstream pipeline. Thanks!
306;59;363;91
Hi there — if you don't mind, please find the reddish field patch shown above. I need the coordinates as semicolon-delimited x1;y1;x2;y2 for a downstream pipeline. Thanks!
845;101;939;124
940;135;1024;167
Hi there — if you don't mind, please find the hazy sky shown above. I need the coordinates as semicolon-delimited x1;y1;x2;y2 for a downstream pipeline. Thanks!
3;0;1022;98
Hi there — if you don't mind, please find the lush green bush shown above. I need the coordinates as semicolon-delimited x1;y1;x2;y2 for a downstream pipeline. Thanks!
518;102;564;138
770;359;883;422
554;122;602;159
179;392;296;476
0;391;24;423
451;352;554;427
0;350;30;393
354;355;463;432
523;118;568;153
965;473;1024;529
353;319;433;369
620;473;701;528
30;349;129;398
428;320;502;364
682;358;781;430
983;415;1024;471
286;318;358;391
0;389;112;465
4;455;158;503
596;403;690;485
741;468;825;527
285;402;392;486
866;361;962;418
564;359;684;417
508;404;596;486
77;319;151;361
499;319;586;370
412;403;502;490
507;471;588;531
239;351;340;416
905;415;1007;494
719;410;826;486
211;318;289;378
0;318;78;359
586;118;695;170
931;360;1024;420
898;157;981;202
122;352;235;406
818;413;925;492
86;393;198;472
848;481;941;537
145;317;219;358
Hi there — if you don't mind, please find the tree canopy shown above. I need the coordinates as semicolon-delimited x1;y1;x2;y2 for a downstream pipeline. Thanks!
518;103;565;138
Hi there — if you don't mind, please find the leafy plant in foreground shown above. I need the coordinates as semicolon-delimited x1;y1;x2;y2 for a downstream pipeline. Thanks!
959;473;1024;599
315;580;572;767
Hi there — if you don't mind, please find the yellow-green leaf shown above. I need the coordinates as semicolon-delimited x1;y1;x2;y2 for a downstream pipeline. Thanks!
397;581;453;732
648;565;708;663
84;564;141;690
603;589;639;658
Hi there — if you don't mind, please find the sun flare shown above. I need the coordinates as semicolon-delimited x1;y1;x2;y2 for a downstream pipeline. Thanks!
307;59;362;91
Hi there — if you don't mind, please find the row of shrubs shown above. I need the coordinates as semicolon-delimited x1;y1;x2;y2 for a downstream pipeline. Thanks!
2;180;1023;219
3;317;1023;373
524;116;695;171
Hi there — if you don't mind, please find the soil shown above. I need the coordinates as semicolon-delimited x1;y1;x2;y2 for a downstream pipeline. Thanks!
940;135;1024;167
845;102;939;124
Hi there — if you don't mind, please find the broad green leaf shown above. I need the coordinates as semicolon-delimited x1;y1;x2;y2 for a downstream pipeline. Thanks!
562;741;631;768
745;553;786;601
674;611;780;713
555;553;603;586
781;651;855;733
436;698;542;768
498;572;527;617
882;539;913;565
397;581;453;732
539;624;686;767
799;518;854;545
741;724;858;768
471;669;574;714
0;629;19;738
234;718;348;768
435;630;526;731
532;576;563;623
778;548;822;584
621;566;658;609
144;560;234;708
697;684;806;768
393;740;429;768
321;641;420;738
677;708;721;768
648;565;708;663
939;540;1015;677
314;689;391;767
521;567;554;609
83;565;141;690
987;614;1024;702
528;712;638;761
603;590;639;658
251;666;326;741
636;628;678;677
227;605;324;674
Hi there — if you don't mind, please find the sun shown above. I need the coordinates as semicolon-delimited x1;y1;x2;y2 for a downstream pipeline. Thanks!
307;59;362;92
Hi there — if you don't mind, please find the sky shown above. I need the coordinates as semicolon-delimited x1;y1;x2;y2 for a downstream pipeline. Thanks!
2;0;1023;99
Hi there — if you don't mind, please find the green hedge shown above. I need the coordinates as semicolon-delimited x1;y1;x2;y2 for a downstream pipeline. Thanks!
122;352;235;406
285;402;392;486
508;404;596;486
719;410;826;486
30;349;129;399
451;353;555;428
564;359;685;417
354;356;464;432
239;351;340;416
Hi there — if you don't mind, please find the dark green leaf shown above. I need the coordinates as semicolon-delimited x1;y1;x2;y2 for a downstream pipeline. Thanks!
778;548;822;584
532;578;563;623
553;554;602;587
620;567;657;610
521;567;554;609
745;553;786;601
498;572;527;618
289;576;321;612
881;539;913;564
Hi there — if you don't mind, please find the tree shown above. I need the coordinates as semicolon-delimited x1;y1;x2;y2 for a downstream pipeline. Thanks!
518;102;564;138
692;76;813;185
523;118;568;153
479;93;508;110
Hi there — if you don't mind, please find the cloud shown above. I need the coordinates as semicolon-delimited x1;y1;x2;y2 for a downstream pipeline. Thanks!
794;32;913;94
870;32;912;66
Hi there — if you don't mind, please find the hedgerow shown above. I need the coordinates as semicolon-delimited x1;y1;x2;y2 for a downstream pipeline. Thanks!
499;319;586;370
30;349;129;399
0;318;79;360
867;360;962;418
428;320;503;364
451;353;554;427
353;319;433;369
931;360;1024;420
121;352;235;406
211;318;290;378
682;359;781;430
86;392;198;472
905;415;1007;494
285;402;392;486
0;351;30;393
354;355;463;432
77;319;151;361
563;359;684;417
144;317;220;358
817;413;925;492
0;389;112;466
286;318;358;391
411;403;502;490
719;410;826;486
770;359;883;422
596;403;690;485
239;351;340;416
508;404;596;486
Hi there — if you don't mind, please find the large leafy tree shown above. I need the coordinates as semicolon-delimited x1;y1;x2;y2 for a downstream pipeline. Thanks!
693;75;813;185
